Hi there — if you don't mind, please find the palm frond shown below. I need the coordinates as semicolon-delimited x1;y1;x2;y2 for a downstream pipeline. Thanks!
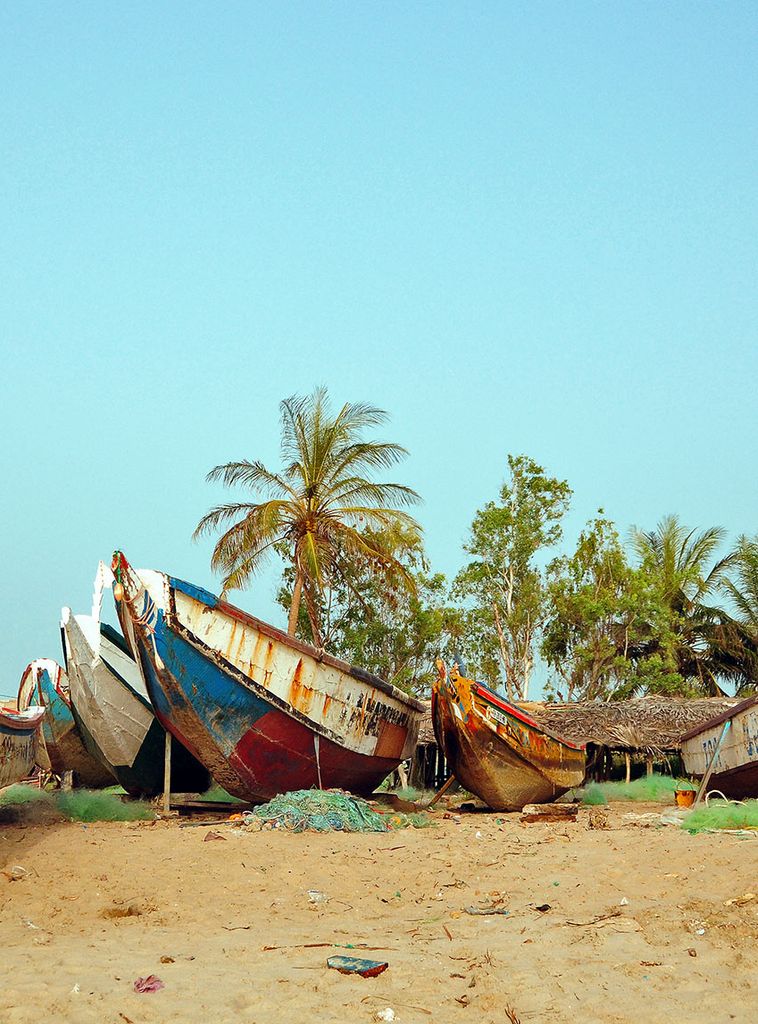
323;480;421;510
193;502;258;539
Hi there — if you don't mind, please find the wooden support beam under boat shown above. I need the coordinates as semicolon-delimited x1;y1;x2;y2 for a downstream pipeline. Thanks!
163;730;172;816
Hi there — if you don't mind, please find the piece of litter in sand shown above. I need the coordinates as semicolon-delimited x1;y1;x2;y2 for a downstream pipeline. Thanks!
3;865;28;882
725;892;756;907
619;897;629;906
203;831;227;842
375;1010;396;1022
160;955;175;964
464;905;510;916
565;911;623;927
307;889;329;904
70;984;80;994
133;975;165;993
362;996;432;1016
534;904;551;913
327;956;388;978
475;831;483;839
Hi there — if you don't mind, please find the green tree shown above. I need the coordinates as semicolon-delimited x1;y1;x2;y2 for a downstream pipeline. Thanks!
194;387;421;646
278;526;462;696
719;535;758;692
542;512;636;700
723;535;758;627
454;455;571;701
628;515;736;696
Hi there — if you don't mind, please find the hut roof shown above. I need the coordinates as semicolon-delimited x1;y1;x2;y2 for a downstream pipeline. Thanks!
521;696;744;752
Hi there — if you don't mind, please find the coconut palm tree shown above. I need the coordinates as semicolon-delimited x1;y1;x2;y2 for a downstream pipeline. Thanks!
193;387;421;646
722;535;758;625
630;515;737;695
719;535;758;692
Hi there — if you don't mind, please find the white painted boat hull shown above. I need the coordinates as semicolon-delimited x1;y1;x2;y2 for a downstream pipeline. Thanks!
681;696;758;799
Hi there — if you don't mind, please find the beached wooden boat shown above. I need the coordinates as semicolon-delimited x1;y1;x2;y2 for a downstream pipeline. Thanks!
432;662;586;810
681;694;758;799
0;705;45;789
61;566;210;797
17;660;114;787
111;551;426;803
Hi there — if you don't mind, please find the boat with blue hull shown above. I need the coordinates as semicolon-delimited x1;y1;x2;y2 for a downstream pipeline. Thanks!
112;551;425;803
61;564;210;797
1;706;45;789
18;660;113;787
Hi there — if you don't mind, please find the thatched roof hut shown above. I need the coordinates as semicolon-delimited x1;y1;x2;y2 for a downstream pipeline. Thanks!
520;696;743;754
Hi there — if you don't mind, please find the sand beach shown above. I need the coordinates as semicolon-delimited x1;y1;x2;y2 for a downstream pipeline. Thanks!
1;801;756;1024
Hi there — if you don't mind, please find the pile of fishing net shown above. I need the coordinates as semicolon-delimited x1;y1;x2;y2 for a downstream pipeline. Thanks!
681;799;758;834
0;784;153;822
581;774;685;805
249;789;391;833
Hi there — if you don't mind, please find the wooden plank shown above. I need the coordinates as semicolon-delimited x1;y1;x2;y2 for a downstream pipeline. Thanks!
162;731;172;815
520;803;579;824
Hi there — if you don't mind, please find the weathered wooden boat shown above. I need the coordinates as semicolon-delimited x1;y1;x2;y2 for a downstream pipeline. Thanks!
111;551;426;803
432;662;586;810
681;694;758;799
61;565;210;797
17;659;114;787
0;705;45;789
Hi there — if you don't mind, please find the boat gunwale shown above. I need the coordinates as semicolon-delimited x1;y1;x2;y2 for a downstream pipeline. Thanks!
18;660;69;710
166;574;426;713
0;706;45;732
680;693;758;742
468;680;586;751
161;599;419;756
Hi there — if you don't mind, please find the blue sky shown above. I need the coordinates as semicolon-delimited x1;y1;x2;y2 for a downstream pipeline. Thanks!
1;2;756;697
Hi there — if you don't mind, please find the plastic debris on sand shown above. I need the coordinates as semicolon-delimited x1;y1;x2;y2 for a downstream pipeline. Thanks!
133;976;165;994
326;955;389;978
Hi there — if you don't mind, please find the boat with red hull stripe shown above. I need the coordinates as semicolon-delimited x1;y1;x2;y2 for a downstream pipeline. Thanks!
432;662;585;810
112;551;425;803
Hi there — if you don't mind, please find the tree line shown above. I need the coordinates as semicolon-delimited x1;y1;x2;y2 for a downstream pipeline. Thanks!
195;388;758;703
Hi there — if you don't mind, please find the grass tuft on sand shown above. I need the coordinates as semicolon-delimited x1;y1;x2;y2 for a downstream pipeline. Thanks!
0;784;153;822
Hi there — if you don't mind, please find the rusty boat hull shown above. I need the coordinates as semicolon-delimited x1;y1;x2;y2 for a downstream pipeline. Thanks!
112;552;425;803
18;660;113;787
0;706;45;789
681;694;758;799
432;666;586;811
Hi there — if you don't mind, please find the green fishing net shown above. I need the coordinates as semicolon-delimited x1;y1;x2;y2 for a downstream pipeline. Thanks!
682;799;758;834
0;784;152;822
251;789;392;833
582;774;687;805
55;789;153;822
